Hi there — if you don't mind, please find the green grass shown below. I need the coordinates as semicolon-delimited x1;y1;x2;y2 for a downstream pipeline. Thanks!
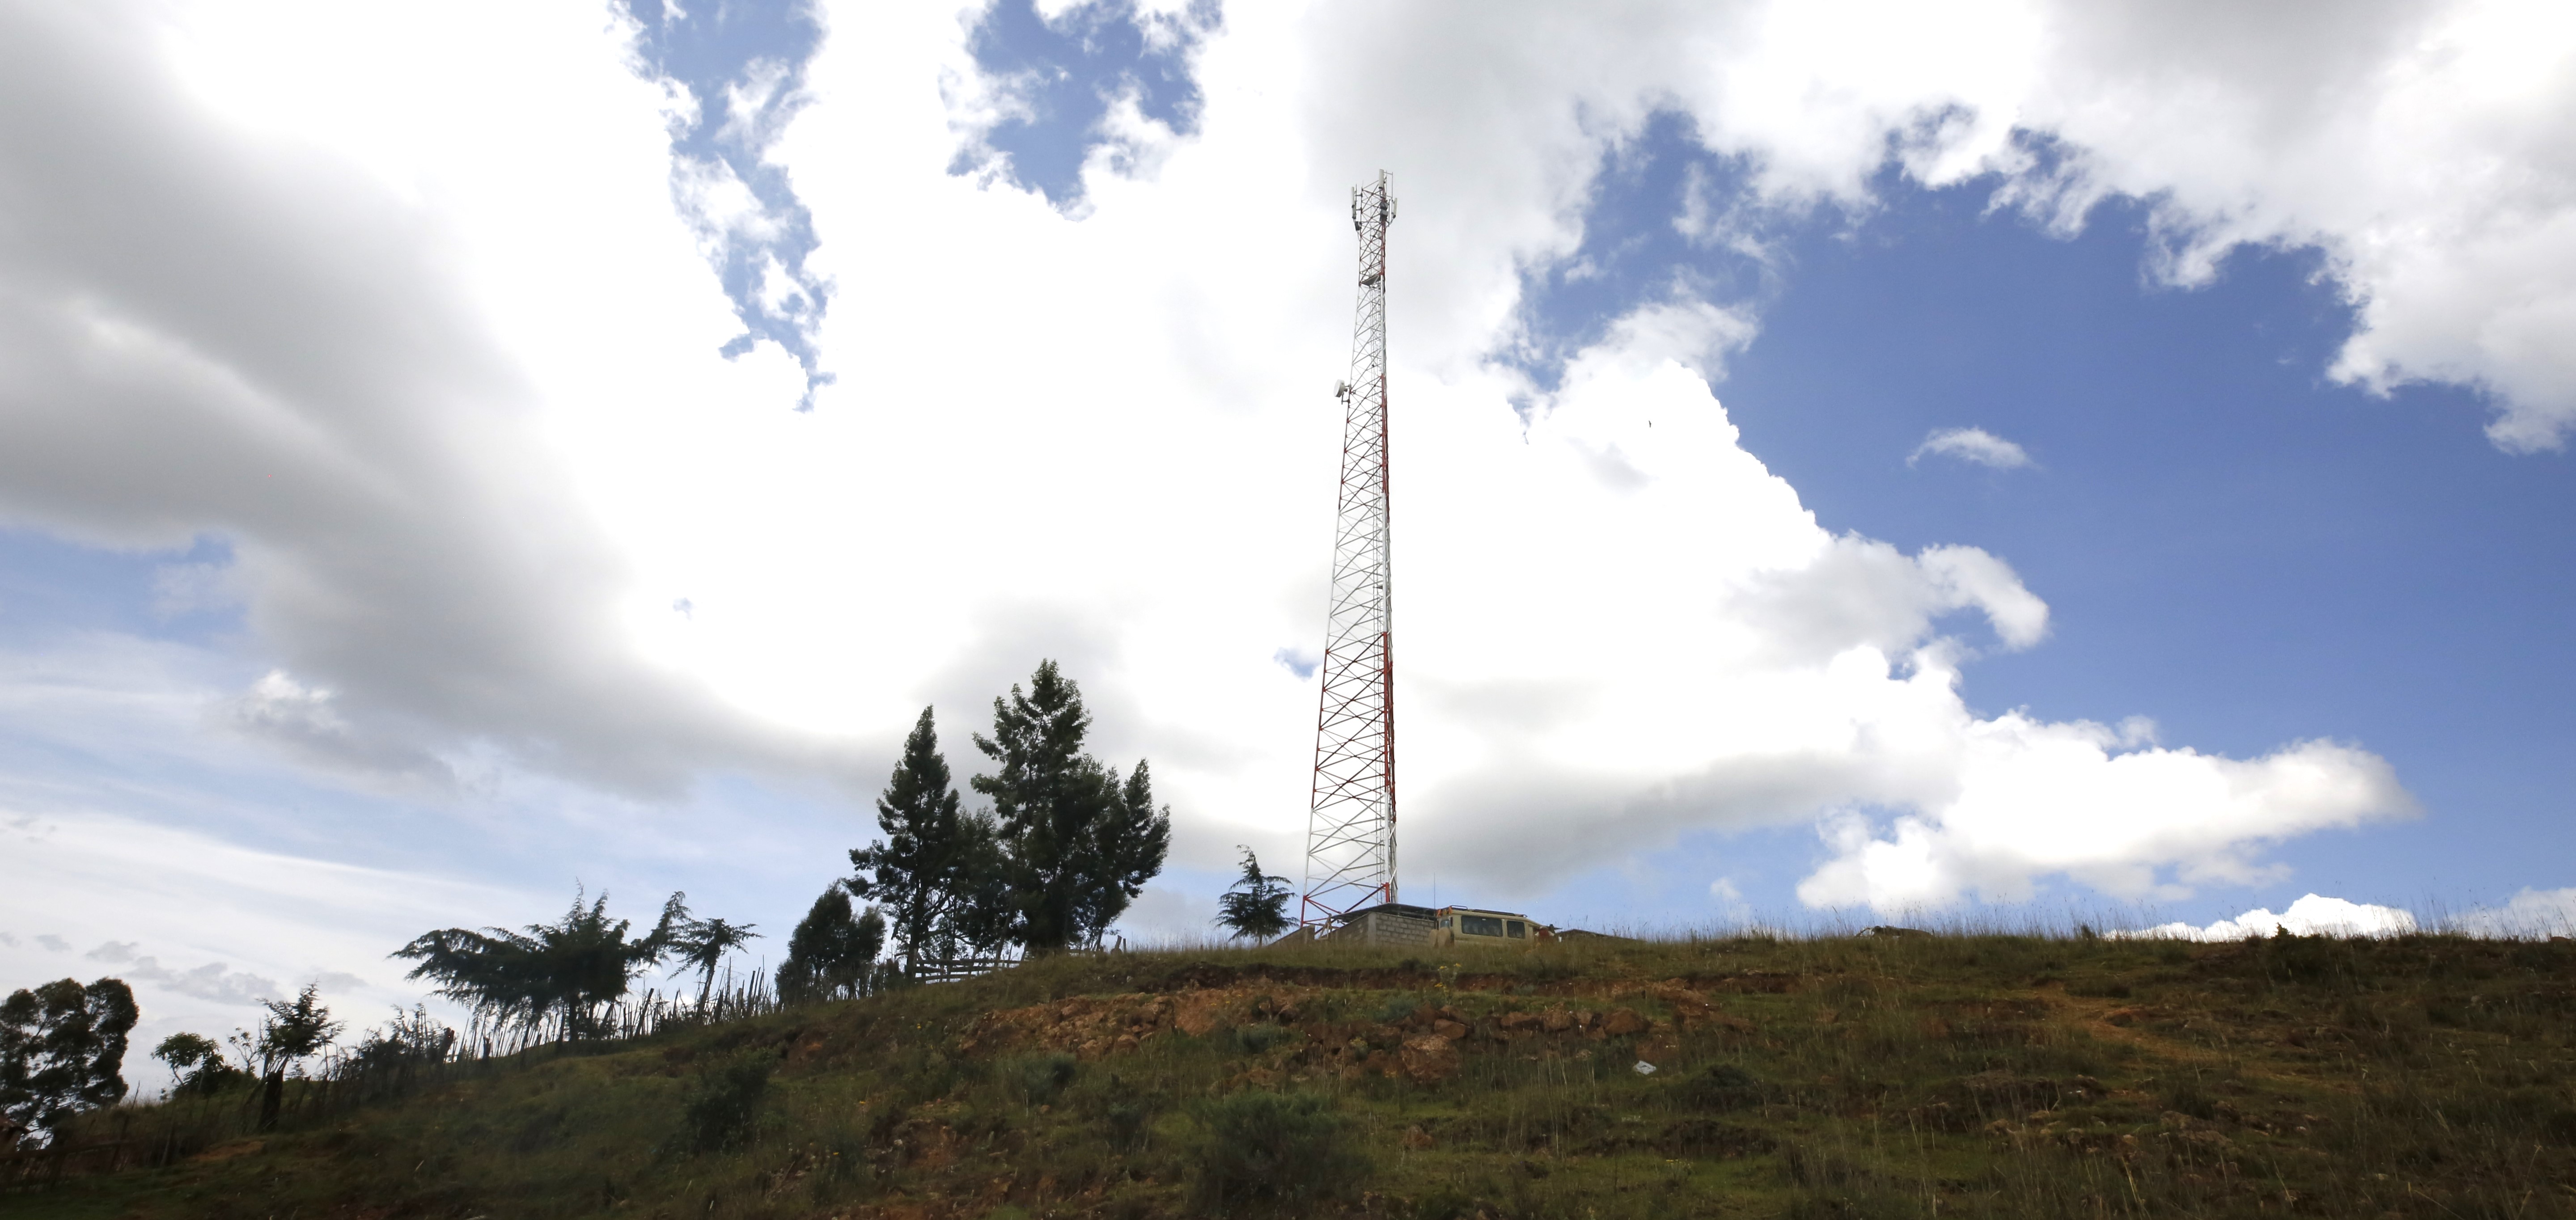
16;930;2576;1217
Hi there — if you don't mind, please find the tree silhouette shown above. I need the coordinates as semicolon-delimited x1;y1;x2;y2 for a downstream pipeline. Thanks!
394;887;688;1040
1214;846;1296;944
972;660;1171;953
0;977;137;1144
151;1032;245;1097
249;984;339;1130
777;884;886;1002
851;706;1004;976
670;915;762;1010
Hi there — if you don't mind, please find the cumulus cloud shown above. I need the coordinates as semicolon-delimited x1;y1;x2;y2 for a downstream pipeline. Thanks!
2130;893;2419;941
2450;887;2576;936
84;940;282;1005
1796;729;2415;912
0;2;855;798
1910;427;2034;470
1732;536;2050;663
1299;0;2576;449
121;957;283;1006
0;0;2466;941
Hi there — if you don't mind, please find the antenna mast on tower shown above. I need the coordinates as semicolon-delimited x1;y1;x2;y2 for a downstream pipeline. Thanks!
1303;171;1398;927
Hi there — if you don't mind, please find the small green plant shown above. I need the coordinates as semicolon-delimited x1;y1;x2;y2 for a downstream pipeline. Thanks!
1372;994;1425;1025
678;1049;773;1153
1677;1062;1764;1111
1105;1101;1150;1150
1232;1022;1289;1055
1017;1052;1078;1105
1185;1089;1367;1214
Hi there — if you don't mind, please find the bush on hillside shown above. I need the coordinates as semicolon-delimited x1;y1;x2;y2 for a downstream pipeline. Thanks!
1016;1052;1077;1106
1184;1089;1366;1214
678;1050;773;1154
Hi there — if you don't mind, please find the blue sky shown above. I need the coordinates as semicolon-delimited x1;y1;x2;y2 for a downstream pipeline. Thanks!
1506;118;2576;925
927;2;2576;928
5;0;2576;1065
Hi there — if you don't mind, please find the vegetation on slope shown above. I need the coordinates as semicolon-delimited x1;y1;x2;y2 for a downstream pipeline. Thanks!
19;929;2576;1218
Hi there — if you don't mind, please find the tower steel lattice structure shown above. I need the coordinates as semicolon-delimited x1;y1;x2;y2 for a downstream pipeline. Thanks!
1303;171;1399;927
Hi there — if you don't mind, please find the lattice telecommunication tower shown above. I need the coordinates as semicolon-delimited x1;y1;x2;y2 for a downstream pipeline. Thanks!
1303;171;1399;927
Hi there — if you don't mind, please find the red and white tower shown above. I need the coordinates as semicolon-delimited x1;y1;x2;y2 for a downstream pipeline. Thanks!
1303;171;1399;926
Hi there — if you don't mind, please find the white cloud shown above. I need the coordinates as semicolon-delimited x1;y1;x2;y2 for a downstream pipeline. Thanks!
35;935;69;953
1910;426;2034;470
2129;893;2419;941
1296;0;2576;449
120;957;284;1007
1112;884;1217;947
0;0;2468;959
1799;735;2413;913
2449;887;2576;936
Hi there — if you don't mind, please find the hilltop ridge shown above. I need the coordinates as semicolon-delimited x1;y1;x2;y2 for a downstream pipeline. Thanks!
19;930;2576;1218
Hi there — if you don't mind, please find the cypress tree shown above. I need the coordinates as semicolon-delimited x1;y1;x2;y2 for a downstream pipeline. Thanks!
972;661;1172;953
850;706;1001;976
1213;846;1295;944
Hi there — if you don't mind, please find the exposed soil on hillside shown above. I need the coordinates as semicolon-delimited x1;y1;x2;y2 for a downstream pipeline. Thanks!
19;933;2576;1219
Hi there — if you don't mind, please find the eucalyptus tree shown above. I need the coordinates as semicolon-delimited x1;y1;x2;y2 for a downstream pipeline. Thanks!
0;976;136;1144
777;884;886;1002
152;1032;245;1097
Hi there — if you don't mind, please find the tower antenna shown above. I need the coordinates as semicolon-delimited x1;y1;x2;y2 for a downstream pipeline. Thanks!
1303;171;1399;928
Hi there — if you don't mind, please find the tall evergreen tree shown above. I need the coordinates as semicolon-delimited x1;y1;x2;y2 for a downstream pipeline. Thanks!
1073;759;1174;946
1213;846;1296;944
850;706;1003;975
972;660;1173;953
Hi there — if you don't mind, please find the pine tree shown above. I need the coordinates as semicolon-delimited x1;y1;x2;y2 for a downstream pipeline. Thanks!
1213;846;1295;944
1075;759;1173;946
850;706;1001;976
971;660;1172;953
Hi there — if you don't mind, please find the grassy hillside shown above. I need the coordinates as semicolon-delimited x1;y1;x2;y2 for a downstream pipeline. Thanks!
17;930;2576;1218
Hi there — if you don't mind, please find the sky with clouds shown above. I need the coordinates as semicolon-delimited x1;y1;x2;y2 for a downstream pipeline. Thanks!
4;0;2575;1082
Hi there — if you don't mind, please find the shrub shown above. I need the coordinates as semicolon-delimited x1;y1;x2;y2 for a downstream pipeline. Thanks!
1677;1062;1764;1112
1185;1089;1366;1214
1017;1053;1077;1106
1232;1023;1289;1055
1105;1102;1150;1150
678;1050;773;1153
1371;995;1425;1025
